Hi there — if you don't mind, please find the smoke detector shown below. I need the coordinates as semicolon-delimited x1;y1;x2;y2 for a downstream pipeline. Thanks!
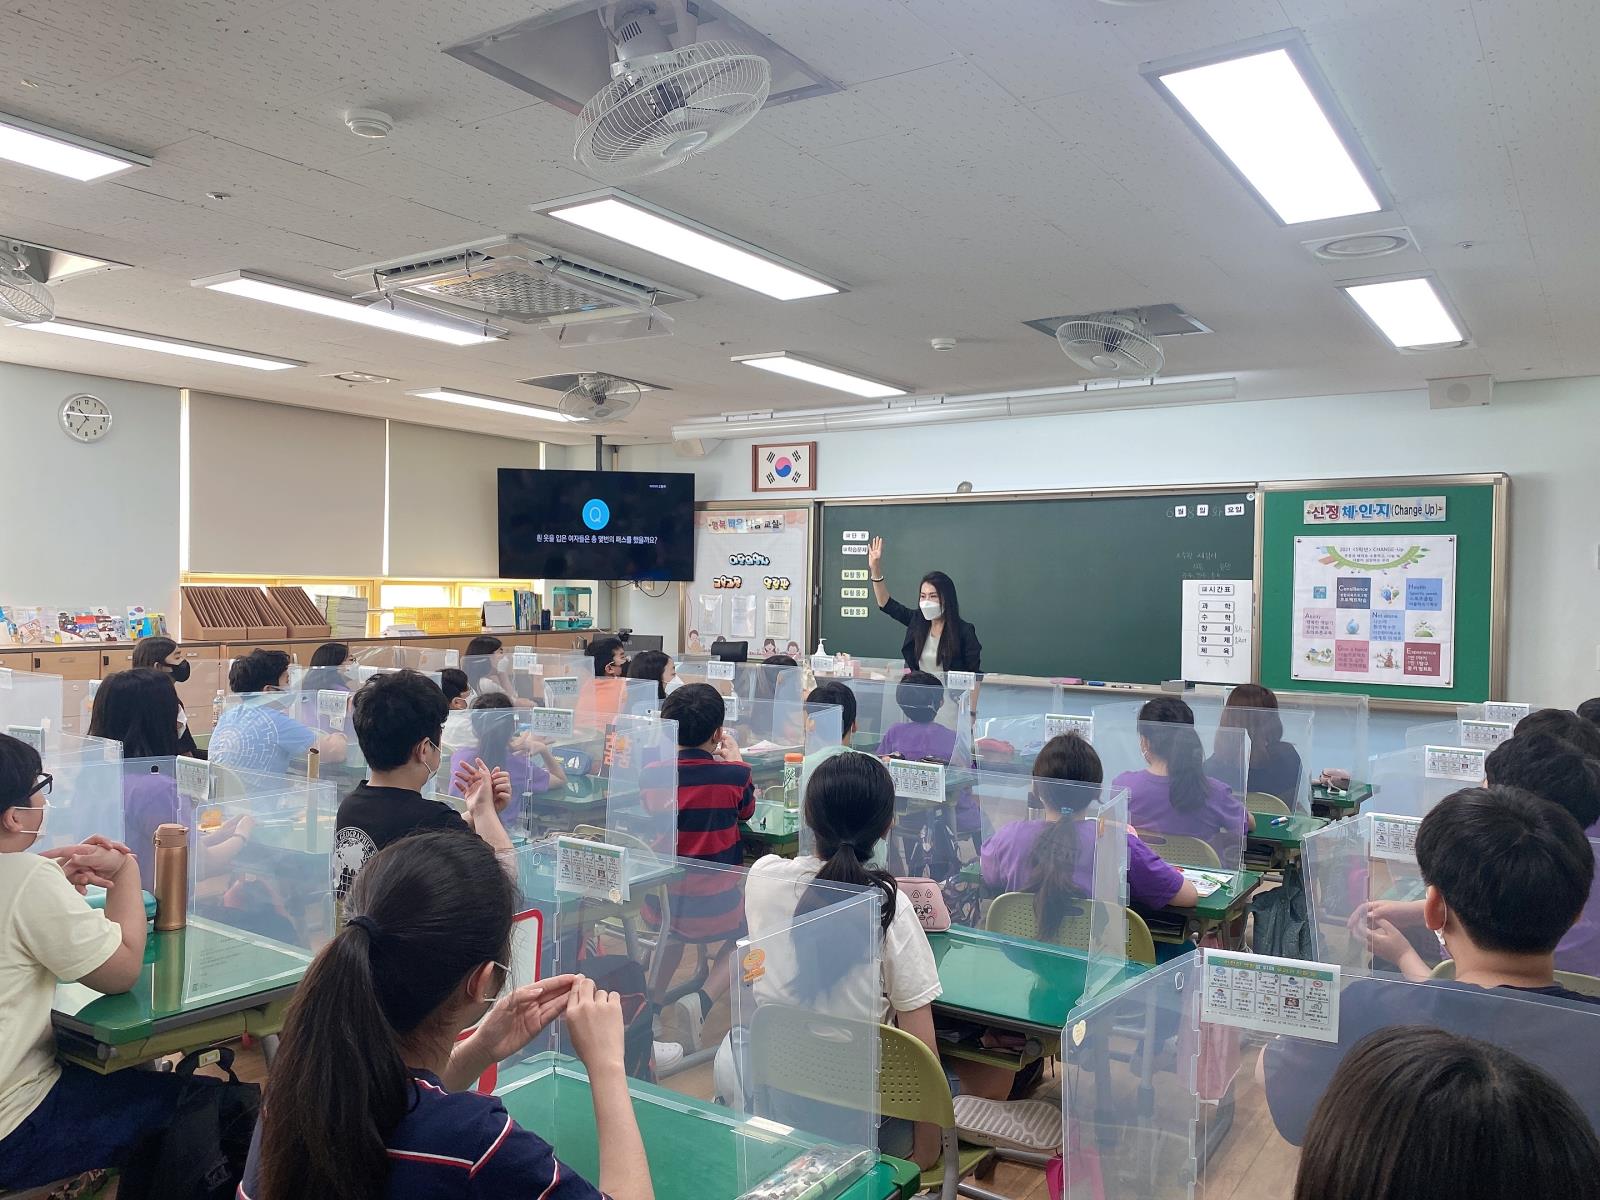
930;337;957;352
322;370;396;385
344;109;394;139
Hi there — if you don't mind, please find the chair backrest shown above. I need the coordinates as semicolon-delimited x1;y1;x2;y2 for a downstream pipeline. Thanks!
1137;831;1222;870
1432;959;1600;999
876;1020;958;1127
984;892;1157;965
1245;791;1291;816
748;1002;884;1109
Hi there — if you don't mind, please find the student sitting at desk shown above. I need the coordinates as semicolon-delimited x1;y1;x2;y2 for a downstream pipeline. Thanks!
0;733;194;1192
130;635;203;759
625;650;677;701
980;732;1200;914
1265;785;1600;1145
334;671;512;903
210;649;347;776
803;681;858;775
464;635;529;707
1515;707;1600;762
1292;1026;1600;1200
242;831;652;1200
1207;683;1302;803
446;694;566;823
1113;697;1252;863
300;641;354;694
585;635;627;679
440;667;471;711
879;672;980;865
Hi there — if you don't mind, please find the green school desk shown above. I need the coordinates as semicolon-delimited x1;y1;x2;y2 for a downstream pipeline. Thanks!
497;1057;915;1200
927;926;1146;1036
1245;813;1330;871
1310;780;1373;820
1140;869;1263;950
51;917;310;1073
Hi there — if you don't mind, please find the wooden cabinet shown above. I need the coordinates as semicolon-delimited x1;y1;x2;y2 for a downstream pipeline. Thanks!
29;648;102;680
101;648;136;673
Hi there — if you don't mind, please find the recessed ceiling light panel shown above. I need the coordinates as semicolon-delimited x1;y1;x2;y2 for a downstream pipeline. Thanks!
0;111;149;182
407;387;577;422
732;351;905;398
193;270;507;345
1145;35;1386;225
1339;275;1467;351
19;318;302;370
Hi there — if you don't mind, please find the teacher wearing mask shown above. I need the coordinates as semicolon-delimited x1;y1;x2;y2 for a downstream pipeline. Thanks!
867;536;982;674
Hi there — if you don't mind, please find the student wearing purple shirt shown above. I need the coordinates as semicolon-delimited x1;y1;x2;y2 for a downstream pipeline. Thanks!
445;694;565;825
1111;696;1251;867
980;734;1198;930
878;672;979;856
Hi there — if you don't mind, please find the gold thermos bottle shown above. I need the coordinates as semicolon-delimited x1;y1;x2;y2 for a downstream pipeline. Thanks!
153;823;189;932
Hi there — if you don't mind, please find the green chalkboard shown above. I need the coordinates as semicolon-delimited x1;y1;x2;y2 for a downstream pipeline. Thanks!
1258;480;1506;703
817;490;1257;683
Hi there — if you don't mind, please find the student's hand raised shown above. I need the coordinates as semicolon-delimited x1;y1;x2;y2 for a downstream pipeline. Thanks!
563;975;627;1076
470;974;578;1062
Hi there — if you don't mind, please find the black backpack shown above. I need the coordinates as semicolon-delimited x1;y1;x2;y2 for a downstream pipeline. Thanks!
117;1046;261;1200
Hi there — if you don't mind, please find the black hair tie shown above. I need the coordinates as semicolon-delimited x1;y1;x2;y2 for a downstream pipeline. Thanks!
348;914;384;943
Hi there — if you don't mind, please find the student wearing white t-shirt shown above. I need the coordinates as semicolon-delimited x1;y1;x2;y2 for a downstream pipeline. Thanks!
0;734;190;1189
731;752;1009;1168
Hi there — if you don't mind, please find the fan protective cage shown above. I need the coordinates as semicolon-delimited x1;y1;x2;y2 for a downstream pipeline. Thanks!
1055;315;1164;378
575;40;771;180
0;246;53;324
559;375;645;423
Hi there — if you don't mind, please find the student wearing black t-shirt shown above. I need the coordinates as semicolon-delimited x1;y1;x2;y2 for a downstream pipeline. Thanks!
1264;785;1600;1144
334;671;513;902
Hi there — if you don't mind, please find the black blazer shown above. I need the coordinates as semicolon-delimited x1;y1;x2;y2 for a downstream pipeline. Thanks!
880;598;983;674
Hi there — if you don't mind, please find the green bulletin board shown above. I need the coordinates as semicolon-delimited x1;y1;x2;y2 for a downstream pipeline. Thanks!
1257;478;1507;703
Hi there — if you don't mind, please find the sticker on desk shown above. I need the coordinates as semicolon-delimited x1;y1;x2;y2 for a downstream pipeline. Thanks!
1370;815;1421;862
1482;701;1530;725
556;835;629;903
740;945;767;984
1458;719;1513;749
527;706;577;738
705;660;736;681
543;676;580;706
1045;713;1093;739
443;650;460;669
1424;745;1487;782
888;758;945;804
945;670;976;692
316;689;348;728
5;724;43;751
511;649;537;672
811;654;836;675
508;907;543;994
1202;950;1340;1043
176;756;211;803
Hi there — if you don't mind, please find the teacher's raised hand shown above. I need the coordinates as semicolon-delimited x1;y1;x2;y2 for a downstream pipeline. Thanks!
868;537;889;609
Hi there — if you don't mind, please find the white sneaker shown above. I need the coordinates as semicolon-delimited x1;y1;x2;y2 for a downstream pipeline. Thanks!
653;1040;684;1071
659;994;705;1051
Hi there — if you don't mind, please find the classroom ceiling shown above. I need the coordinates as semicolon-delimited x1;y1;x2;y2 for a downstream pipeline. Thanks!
0;0;1592;444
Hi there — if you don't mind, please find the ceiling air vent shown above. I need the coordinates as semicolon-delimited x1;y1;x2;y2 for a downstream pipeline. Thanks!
337;236;695;327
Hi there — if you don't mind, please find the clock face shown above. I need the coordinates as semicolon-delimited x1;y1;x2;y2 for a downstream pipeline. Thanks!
60;394;112;443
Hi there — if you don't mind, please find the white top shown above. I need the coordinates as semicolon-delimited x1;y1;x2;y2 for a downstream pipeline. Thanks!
745;854;942;1022
0;853;121;1139
919;634;941;674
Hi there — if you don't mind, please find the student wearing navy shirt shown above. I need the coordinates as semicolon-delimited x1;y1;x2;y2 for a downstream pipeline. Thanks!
241;831;653;1200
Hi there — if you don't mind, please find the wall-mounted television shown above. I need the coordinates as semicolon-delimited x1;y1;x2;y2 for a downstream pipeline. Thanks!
497;468;695;581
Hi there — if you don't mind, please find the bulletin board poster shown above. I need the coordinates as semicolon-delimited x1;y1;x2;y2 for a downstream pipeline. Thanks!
684;508;810;658
1291;535;1456;688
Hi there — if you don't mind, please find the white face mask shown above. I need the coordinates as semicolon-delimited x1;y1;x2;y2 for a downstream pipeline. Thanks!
664;676;685;694
11;803;46;844
495;655;510;673
919;600;943;621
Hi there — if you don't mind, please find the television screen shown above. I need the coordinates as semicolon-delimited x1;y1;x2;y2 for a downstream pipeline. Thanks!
498;468;695;581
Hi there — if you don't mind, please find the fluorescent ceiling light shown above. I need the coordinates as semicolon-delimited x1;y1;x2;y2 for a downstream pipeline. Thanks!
1149;44;1381;224
540;193;839;301
408;388;577;422
0;112;149;181
733;352;905;399
1340;277;1466;349
194;271;506;346
21;319;302;370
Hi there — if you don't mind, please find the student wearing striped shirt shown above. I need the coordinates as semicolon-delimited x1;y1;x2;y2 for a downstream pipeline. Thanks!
652;684;756;1053
240;831;652;1200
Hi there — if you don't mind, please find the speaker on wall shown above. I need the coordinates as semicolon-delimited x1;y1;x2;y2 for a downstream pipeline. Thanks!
1428;375;1493;410
672;436;722;459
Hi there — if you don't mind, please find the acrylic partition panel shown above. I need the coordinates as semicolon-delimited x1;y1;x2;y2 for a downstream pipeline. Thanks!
1366;746;1477;818
1094;715;1250;881
1559;837;1600;979
595;712;680;877
839;677;974;768
737;701;843;845
211;691;331;779
1059;956;1600;1200
493;841;884;1200
431;706;575;841
1402;719;1463;749
1211;706;1315;812
0;669;65;745
1274;690;1369;785
31;733;124;855
972;677;1073;765
1301;812;1428;975
575;676;656;727
675;660;806;719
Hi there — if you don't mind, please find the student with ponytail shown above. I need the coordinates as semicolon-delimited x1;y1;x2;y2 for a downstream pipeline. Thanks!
1112;697;1251;860
980;733;1198;932
243;831;652;1200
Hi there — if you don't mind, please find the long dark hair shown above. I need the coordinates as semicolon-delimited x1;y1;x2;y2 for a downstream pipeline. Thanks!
310;642;351;668
1294;1026;1600;1200
463;636;503;690
130;636;178;670
1138;696;1209;813
1026;734;1105;934
257;833;516;1200
89;669;182;758
626;650;671;700
910;571;962;669
469;692;515;771
1218;683;1283;765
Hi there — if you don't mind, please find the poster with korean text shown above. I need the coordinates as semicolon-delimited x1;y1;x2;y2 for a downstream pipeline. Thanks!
1291;535;1456;688
684;508;810;657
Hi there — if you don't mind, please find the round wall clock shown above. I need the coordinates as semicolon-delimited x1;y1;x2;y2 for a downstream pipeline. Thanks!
60;393;112;443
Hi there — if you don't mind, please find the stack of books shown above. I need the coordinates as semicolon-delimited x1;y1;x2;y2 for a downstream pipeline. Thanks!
319;595;369;639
